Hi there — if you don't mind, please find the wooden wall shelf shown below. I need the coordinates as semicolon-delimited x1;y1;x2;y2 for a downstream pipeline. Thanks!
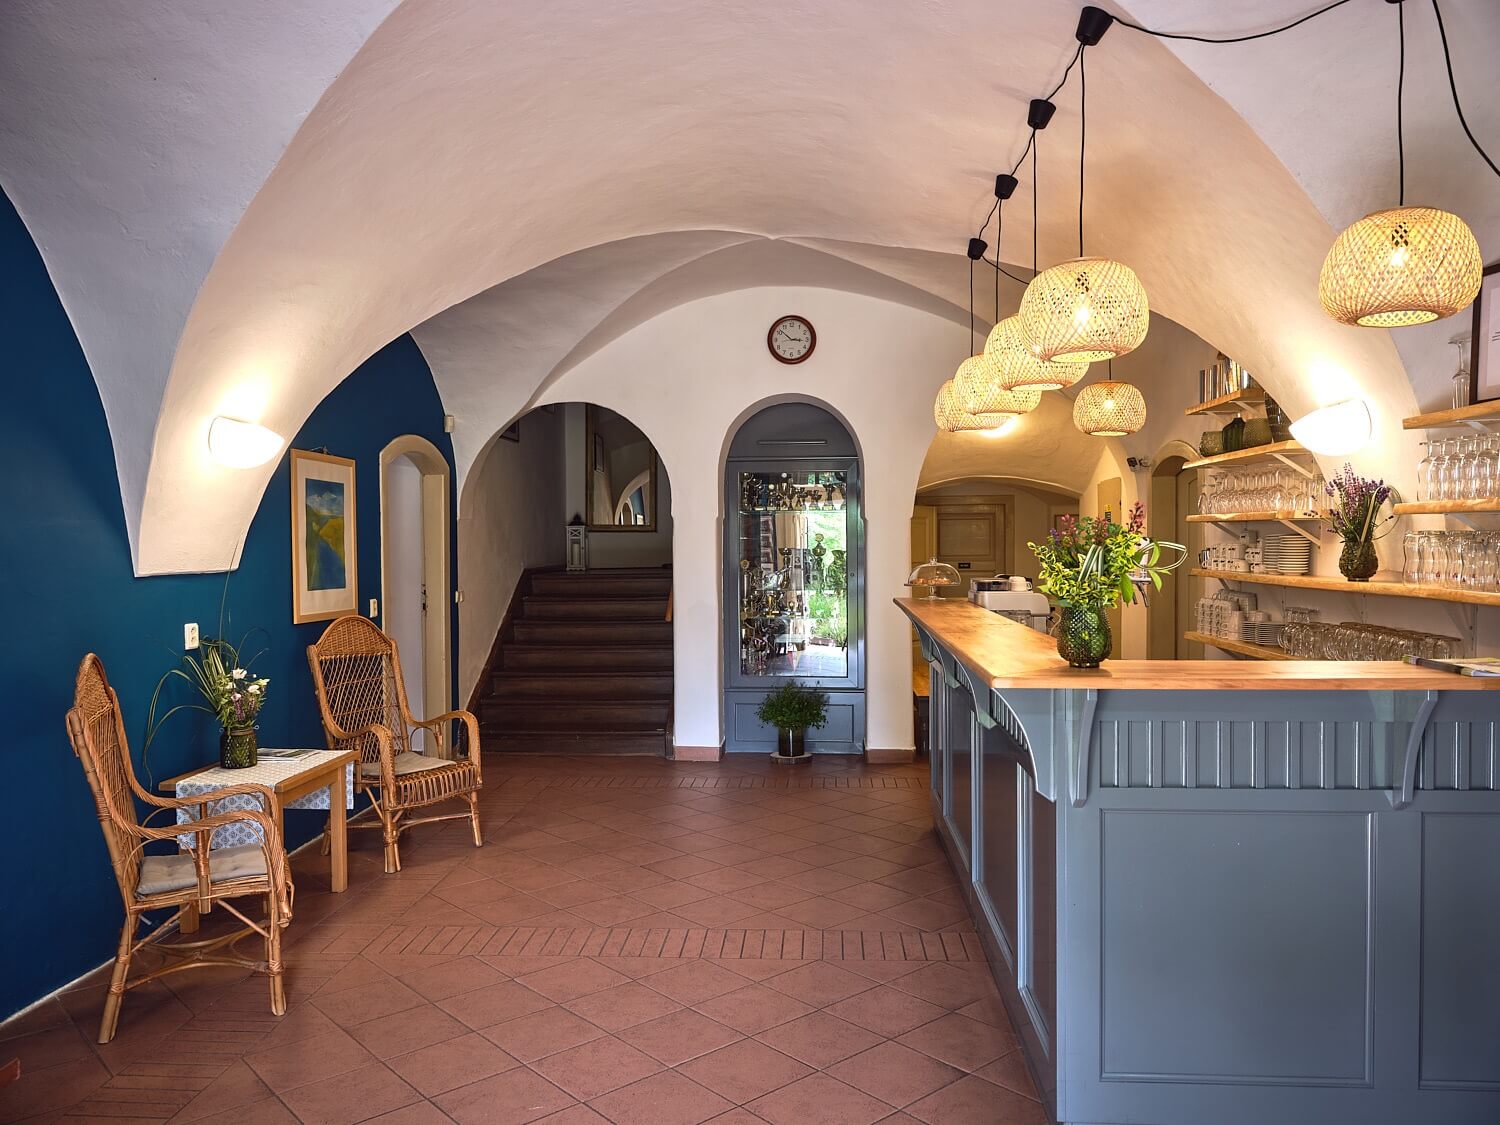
1186;512;1321;523
1392;499;1500;516
1184;631;1293;661
1190;567;1500;608
1185;387;1266;417
1402;401;1500;430
1183;440;1311;472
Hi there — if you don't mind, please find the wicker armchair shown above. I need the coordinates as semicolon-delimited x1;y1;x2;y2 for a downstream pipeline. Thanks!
307;615;482;873
64;655;294;1043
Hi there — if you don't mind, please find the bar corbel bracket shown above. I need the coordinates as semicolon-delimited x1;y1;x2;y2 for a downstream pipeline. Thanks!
1390;690;1440;811
1067;689;1100;808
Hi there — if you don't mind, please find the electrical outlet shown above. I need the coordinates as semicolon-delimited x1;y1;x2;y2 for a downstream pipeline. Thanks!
454;589;464;604
184;623;200;651
368;598;379;618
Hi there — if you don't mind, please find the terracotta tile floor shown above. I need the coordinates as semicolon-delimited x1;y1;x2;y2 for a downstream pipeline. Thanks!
1;754;1043;1124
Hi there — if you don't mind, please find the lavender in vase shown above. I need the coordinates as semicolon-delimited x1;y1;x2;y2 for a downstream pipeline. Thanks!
1324;464;1395;582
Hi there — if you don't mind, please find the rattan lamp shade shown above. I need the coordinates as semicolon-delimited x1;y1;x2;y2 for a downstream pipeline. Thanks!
1019;257;1150;363
954;353;1043;417
934;377;1010;433
1318;206;1482;327
982;316;1088;392
1073;380;1146;436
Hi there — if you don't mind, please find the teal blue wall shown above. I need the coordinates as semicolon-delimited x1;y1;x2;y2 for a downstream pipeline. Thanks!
0;189;458;1020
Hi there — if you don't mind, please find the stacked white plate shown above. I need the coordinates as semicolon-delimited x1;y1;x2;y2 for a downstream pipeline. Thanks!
1261;534;1313;575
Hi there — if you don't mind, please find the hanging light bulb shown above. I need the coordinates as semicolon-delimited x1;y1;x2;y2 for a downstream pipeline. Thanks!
1319;207;1481;327
933;379;1012;434
1073;380;1146;436
1019;257;1150;363
1319;5;1483;328
983;315;1089;391
954;354;1043;417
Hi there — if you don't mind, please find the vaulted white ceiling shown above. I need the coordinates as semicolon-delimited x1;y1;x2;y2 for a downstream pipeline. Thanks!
0;0;1494;573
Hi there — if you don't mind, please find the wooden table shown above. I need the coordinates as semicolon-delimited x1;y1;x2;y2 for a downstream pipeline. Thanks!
159;748;357;930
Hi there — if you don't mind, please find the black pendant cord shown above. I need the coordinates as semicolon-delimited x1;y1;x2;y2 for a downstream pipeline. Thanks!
1430;0;1500;179
1032;138;1040;278
968;257;976;353
974;43;1084;243
1397;0;1406;206
1111;0;1356;44
1079;47;1087;257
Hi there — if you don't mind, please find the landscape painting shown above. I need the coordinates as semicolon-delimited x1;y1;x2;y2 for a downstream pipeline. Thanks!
291;449;358;623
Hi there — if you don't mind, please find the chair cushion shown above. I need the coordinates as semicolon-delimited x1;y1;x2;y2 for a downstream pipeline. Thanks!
138;844;267;896
361;751;450;780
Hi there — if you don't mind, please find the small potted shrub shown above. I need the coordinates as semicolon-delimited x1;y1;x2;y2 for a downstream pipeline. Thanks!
756;680;828;763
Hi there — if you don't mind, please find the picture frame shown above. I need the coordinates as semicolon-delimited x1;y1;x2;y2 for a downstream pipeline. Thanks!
1470;262;1500;406
290;449;358;623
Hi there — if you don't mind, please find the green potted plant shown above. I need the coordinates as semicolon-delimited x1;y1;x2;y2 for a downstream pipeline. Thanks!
756;680;828;763
146;635;271;770
1028;502;1185;669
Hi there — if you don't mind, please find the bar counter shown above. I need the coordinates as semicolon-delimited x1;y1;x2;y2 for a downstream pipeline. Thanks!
898;597;1500;1125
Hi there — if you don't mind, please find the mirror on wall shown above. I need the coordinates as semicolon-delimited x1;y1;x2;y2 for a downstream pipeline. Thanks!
586;405;658;531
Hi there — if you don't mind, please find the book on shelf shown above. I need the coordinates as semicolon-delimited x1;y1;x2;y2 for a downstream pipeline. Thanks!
1403;656;1500;677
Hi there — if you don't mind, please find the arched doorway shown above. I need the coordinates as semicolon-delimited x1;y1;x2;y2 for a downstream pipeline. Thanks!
723;402;865;755
380;435;452;747
1147;442;1202;660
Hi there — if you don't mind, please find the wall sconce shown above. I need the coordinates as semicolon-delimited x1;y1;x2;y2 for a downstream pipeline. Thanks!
208;416;284;468
1289;399;1372;457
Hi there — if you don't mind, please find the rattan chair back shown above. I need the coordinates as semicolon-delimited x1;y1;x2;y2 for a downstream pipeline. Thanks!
307;615;414;767
65;654;146;903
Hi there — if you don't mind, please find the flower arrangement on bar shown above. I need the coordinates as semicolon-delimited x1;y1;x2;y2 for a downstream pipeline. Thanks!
147;636;271;770
1028;502;1186;668
1324;463;1395;582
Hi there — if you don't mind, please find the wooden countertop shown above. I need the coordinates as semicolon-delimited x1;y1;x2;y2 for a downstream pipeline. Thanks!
896;597;1500;692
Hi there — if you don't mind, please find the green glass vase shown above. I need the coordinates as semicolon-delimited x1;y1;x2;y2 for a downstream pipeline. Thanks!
220;725;258;770
1056;604;1111;669
1338;537;1378;582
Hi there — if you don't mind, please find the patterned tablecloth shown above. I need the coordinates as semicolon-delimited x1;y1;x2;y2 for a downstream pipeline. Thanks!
175;749;355;849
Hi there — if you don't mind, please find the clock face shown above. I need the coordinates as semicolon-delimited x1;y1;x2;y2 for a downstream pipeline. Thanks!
768;316;816;364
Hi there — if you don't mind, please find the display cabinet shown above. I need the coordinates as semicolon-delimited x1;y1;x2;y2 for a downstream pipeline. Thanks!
723;404;864;754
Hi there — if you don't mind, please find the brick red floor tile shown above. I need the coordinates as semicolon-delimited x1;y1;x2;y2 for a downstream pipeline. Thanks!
746;1072;893;1125
693;984;814;1036
349;1002;469;1059
825;987;948;1038
276;1060;421;1125
676;1039;813;1104
563;981;684;1032
481;1006;606;1062
896;1012;1011;1072
529;1034;664;1100
387;1031;520;1097
763;961;874;1007
640;961;747;1005
904;1073;1048;1124
516;958;630;1003
587;1070;734;1125
827;1041;963;1110
618;1009;744;1066
433;1066;576;1125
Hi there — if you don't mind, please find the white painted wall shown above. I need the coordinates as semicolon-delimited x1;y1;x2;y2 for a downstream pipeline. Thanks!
560;403;674;569
457;406;566;695
515;287;955;754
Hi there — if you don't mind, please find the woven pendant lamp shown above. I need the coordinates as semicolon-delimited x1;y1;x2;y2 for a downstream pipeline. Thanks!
1073;379;1145;436
934;378;1011;433
1019;257;1150;364
1319;206;1481;327
983;316;1088;391
954;353;1044;417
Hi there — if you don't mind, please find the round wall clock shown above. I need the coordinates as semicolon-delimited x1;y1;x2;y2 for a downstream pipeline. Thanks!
767;315;816;364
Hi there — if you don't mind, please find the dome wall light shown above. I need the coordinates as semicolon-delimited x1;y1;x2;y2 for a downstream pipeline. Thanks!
208;416;285;468
1288;398;1372;457
1073;380;1146;436
984;316;1088;391
1319;206;1482;327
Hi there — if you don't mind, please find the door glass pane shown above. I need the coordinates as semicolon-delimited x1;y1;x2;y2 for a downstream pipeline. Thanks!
736;470;849;678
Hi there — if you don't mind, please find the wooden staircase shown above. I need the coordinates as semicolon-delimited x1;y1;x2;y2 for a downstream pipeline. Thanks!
476;568;673;754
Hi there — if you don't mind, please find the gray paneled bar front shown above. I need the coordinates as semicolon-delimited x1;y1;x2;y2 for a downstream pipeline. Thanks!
899;597;1500;1125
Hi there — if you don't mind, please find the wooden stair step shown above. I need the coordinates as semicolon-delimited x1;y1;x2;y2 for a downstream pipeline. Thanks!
513;620;672;644
499;645;673;673
480;700;670;730
485;730;669;755
522;597;668;621
490;673;673;700
530;571;672;599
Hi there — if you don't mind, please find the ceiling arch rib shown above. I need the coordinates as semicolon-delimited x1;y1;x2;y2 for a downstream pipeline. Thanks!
0;0;400;559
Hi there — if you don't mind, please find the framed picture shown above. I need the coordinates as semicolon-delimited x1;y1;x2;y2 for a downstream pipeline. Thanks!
290;449;358;623
1471;263;1500;405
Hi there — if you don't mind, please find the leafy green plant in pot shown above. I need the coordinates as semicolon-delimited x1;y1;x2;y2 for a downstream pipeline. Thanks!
1028;502;1185;669
756;680;828;763
146;634;271;772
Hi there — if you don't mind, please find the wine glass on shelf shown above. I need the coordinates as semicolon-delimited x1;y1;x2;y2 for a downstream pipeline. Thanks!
1415;441;1432;503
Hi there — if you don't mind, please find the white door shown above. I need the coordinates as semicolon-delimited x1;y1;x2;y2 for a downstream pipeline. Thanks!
385;455;428;749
